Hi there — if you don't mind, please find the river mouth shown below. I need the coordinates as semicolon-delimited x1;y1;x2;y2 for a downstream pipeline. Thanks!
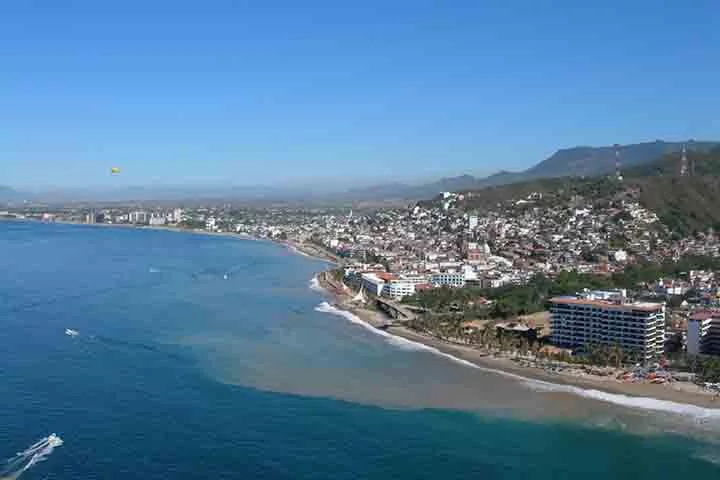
175;304;720;443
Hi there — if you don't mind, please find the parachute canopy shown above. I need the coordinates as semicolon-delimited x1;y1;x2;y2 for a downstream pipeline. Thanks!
111;167;121;174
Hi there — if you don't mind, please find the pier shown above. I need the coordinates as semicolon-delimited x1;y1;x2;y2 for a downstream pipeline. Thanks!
375;297;416;321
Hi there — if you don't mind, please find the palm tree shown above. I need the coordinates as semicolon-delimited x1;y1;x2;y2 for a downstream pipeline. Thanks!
608;345;625;369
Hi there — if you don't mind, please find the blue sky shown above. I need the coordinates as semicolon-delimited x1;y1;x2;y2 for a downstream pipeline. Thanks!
2;1;719;188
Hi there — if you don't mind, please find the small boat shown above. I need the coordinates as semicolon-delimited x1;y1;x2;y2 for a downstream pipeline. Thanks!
223;274;229;280
65;328;79;337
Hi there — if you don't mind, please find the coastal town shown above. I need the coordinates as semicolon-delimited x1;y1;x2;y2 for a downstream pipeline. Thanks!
5;183;720;404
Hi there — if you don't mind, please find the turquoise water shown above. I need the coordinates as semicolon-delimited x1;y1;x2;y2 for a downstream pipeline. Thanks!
0;221;718;479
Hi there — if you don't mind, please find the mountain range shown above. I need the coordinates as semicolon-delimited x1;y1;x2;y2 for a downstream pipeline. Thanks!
1;140;717;204
438;144;720;236
335;140;718;201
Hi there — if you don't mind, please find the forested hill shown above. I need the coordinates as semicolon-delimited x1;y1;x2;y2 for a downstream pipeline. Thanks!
434;146;720;236
628;146;720;235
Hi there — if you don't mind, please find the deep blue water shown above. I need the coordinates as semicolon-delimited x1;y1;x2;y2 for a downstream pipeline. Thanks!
1;221;718;479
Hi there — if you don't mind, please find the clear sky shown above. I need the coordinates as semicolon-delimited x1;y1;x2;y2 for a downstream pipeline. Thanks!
2;1;719;188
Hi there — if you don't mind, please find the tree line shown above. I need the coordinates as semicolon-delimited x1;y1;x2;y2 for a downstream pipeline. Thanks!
402;255;720;319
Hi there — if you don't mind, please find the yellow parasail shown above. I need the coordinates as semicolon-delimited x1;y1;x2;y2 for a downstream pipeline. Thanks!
111;167;121;174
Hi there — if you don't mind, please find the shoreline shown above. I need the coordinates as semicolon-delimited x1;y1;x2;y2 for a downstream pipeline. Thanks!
9;218;338;265
10;219;719;411
314;271;720;411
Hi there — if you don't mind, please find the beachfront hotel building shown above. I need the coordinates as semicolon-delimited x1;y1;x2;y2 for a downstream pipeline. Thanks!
687;310;720;356
359;272;386;296
549;292;665;362
430;272;466;288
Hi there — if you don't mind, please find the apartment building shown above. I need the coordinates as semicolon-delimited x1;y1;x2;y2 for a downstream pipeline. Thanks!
549;293;665;361
687;310;720;356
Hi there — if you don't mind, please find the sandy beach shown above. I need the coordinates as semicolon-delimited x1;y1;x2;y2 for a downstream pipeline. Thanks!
23;219;338;263
313;270;720;410
25;219;720;409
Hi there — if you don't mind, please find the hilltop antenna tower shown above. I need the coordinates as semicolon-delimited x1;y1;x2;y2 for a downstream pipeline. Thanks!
614;144;623;181
680;143;688;176
689;139;696;176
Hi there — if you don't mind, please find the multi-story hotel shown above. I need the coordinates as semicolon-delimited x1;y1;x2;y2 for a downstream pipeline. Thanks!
549;292;665;362
687;310;720;356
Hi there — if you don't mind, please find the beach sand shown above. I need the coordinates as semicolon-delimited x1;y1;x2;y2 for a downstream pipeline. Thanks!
315;271;720;410
35;220;720;410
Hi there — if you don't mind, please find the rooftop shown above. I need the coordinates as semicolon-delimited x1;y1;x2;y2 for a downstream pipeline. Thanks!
549;296;664;312
690;310;720;321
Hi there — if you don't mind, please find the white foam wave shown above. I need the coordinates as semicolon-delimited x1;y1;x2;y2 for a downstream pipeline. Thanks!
287;244;313;258
694;448;720;466
1;434;63;480
308;276;326;294
525;381;720;419
314;301;720;420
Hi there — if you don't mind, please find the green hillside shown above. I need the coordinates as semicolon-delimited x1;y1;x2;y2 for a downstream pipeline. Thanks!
446;147;720;236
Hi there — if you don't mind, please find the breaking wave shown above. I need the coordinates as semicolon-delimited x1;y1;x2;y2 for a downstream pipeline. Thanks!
287;244;313;258
1;434;63;480
314;301;720;421
308;276;326;294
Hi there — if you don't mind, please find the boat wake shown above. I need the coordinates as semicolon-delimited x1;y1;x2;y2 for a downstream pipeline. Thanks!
314;301;720;421
0;434;63;480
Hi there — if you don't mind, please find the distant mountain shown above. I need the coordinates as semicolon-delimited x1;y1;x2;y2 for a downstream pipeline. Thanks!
524;140;718;178
441;145;720;236
339;141;719;201
8;140;719;205
337;175;483;202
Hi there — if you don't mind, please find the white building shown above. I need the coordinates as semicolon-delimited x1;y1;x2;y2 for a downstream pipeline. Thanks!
205;216;217;232
172;208;183;223
687;311;720;356
383;279;416;300
549;296;665;362
430;272;465;288
128;211;149;224
360;273;385;296
468;215;478;230
149;214;166;226
614;250;628;263
580;289;627;301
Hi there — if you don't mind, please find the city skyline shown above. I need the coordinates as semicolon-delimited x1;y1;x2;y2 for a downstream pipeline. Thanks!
3;1;720;187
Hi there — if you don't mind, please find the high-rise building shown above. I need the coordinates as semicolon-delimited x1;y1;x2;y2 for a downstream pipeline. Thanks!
430;272;465;288
468;215;478;231
687;311;720;356
549;292;665;362
128;211;149;224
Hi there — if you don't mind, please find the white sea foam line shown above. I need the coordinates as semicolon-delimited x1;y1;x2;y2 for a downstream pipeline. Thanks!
308;275;327;294
314;301;720;420
1;434;63;480
287;244;313;258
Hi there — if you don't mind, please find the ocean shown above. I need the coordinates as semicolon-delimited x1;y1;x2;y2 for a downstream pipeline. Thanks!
0;221;718;479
